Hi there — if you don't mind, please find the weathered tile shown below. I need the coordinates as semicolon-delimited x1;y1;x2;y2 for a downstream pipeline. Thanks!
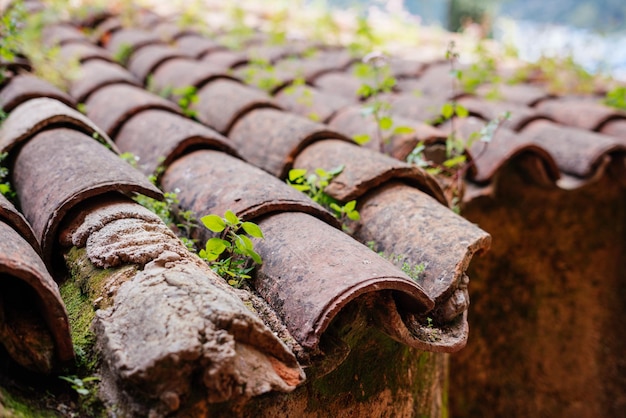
85;83;179;137
536;98;626;131
328;105;447;159
228;108;348;178
252;211;434;349
475;83;552;106
0;220;73;372
104;28;164;57
150;58;236;96
354;181;491;351
58;42;114;64
116;109;237;177
70;59;140;102
12;128;162;265
0;97;116;154
127;44;188;83
293;138;447;204
201;49;249;69
41;24;89;47
194;79;280;134
0;193;40;254
0;74;74;112
274;84;354;123
176;34;226;58
456;96;546;131
161;150;338;228
520;119;626;182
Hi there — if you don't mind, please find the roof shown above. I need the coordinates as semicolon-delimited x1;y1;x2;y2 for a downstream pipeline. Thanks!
0;0;624;416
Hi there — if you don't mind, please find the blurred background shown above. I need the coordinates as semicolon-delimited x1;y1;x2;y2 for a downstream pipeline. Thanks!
318;0;626;80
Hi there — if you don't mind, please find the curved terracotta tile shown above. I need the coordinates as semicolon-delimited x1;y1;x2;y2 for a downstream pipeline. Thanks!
42;24;88;47
0;74;75;112
314;71;362;99
536;98;626;131
252;211;434;349
150;58;236;95
104;28;164;57
85;84;180;137
600;119;626;140
388;58;428;78
116;109;238;176
404;63;456;98
127;44;187;83
161;150;338;227
176;34;225;58
456;96;546;131
378;92;449;125
475;83;552;106
0;57;31;74
70;60;140;102
195;79;280;134
0;97;116;154
271;50;356;83
353;181;491;352
58;43;114;64
13;128;162;265
234;64;297;94
293;139;447;205
152;21;197;41
328;105;447;159
201;49;249;69
92;16;123;44
0;193;39;254
521;119;626;181
454;117;561;184
0;221;73;372
229;108;349;178
274;84;354;123
246;43;311;63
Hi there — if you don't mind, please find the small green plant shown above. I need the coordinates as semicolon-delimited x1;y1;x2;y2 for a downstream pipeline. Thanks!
282;77;320;121
59;375;100;396
287;166;360;230
241;58;282;93
348;15;381;57
508;54;595;94
366;241;426;282
173;85;199;118
198;210;264;288
113;43;132;65
353;53;415;151
460;41;501;95
604;86;626;111
0;151;16;199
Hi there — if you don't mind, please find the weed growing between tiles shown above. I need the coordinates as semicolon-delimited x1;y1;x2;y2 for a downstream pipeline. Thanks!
406;41;510;212
198;210;265;288
287;165;360;232
605;86;626;111
353;52;416;151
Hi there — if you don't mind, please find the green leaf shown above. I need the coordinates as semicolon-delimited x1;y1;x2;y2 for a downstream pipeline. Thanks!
201;215;226;232
455;104;469;118
328;165;345;176
357;84;373;98
248;248;263;264
224;210;239;226
352;134;371;145
329;202;342;213
393;125;415;135
441;103;454;119
205;238;229;254
443;155;467;168
315;168;329;178
344;200;357;212
347;210;361;221
288;168;307;181
379;116;393;130
242;221;264;238
290;184;310;192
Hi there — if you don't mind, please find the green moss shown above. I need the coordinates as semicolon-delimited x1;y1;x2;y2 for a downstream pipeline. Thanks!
0;387;60;417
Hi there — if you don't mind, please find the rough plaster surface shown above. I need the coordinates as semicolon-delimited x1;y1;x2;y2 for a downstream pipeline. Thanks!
65;199;303;415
